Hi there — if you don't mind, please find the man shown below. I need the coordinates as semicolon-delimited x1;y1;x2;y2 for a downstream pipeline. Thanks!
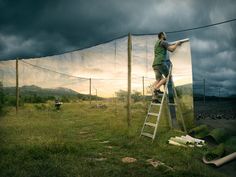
152;32;182;103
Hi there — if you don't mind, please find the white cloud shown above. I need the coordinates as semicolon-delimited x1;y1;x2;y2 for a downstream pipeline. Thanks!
191;37;219;52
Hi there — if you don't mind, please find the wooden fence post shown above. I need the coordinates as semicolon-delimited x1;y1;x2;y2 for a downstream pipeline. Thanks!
16;58;19;113
127;33;132;127
89;78;91;104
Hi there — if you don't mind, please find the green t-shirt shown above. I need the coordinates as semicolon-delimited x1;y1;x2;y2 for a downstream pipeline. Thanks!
153;40;169;66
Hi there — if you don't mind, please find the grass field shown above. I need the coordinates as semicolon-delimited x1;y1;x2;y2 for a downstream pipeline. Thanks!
0;101;227;177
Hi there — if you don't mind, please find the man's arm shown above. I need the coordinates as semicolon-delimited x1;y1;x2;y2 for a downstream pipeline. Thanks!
167;41;182;52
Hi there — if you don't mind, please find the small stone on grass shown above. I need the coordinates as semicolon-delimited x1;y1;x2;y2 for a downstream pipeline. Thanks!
94;157;107;161
146;159;174;171
121;157;137;163
92;138;99;141
146;159;162;168
105;146;113;149
79;131;89;135
100;140;110;144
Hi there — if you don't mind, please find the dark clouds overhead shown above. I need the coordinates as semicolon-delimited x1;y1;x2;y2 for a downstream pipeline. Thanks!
0;0;236;96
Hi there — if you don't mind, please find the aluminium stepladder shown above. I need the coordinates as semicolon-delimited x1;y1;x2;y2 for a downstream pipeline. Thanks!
140;65;186;142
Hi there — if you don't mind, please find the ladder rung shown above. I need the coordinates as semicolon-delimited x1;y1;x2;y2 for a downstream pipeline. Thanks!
151;103;161;106
141;132;154;138
154;94;163;98
145;122;156;127
148;113;159;117
152;93;164;97
168;103;176;106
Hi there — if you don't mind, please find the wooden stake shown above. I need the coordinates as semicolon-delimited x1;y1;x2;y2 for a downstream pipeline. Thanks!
142;76;145;96
89;78;91;104
16;58;19;113
203;79;205;104
95;88;97;105
127;33;132;127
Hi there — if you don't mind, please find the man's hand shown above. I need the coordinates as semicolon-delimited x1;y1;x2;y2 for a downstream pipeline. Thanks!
168;41;182;52
176;41;182;46
168;39;188;52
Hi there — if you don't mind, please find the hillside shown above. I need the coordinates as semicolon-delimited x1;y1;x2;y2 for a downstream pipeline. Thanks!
2;85;102;103
3;85;79;97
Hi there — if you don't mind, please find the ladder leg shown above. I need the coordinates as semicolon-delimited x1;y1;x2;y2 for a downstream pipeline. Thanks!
152;67;172;140
168;78;179;129
165;94;172;129
140;103;152;137
171;80;187;132
140;65;174;141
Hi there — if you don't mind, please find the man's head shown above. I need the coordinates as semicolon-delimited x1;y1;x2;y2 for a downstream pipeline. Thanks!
158;32;167;40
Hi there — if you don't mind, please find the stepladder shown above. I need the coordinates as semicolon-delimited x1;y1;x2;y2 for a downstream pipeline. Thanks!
140;65;186;142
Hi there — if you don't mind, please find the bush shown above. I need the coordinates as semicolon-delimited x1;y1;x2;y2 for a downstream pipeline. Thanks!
5;95;16;106
115;90;127;102
22;94;47;103
131;90;142;103
34;104;49;111
61;96;70;103
115;90;143;103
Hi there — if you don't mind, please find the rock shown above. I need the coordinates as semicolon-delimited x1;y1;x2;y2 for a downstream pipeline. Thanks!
146;159;174;171
79;131;89;135
105;146;113;149
94;157;107;161
121;157;137;163
146;159;162;168
92;138;99;141
216;114;222;119
100;140;110;144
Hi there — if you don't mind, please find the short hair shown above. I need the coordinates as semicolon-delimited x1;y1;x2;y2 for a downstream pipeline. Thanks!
158;32;165;39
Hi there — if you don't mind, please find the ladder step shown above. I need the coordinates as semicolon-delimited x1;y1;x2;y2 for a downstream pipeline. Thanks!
151;103;161;106
168;103;176;106
148;113;159;117
145;122;156;127
140;66;175;141
153;94;163;97
141;132;154;138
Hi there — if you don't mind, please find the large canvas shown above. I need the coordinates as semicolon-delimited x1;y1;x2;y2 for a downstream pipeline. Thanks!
169;40;194;128
0;36;195;124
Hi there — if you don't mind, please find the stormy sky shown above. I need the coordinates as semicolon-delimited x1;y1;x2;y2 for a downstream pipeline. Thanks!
0;0;236;96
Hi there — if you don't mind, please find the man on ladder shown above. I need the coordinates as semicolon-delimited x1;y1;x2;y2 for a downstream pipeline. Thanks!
152;32;182;103
140;33;187;141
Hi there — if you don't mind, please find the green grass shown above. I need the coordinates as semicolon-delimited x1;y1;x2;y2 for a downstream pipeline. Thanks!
0;101;226;177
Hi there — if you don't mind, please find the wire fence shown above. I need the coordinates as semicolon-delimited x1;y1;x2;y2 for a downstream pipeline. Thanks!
0;18;235;123
0;59;232;99
193;79;232;101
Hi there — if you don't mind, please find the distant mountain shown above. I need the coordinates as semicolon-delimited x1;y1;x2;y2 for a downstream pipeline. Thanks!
21;85;42;92
4;85;79;97
3;85;102;104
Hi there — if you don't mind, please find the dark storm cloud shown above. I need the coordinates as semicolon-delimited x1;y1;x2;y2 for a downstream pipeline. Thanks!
0;0;236;96
0;0;143;59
